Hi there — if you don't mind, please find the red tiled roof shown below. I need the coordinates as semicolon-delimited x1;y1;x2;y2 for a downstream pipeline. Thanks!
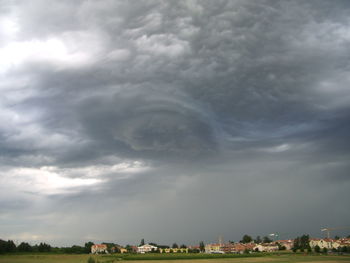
92;244;107;248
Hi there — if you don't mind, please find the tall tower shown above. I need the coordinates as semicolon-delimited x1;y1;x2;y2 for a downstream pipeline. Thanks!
219;235;223;246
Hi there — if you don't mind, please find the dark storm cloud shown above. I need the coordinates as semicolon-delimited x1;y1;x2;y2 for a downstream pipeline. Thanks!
0;0;350;245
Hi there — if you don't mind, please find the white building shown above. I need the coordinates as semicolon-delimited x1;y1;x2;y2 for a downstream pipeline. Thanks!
137;244;158;253
91;244;108;254
309;238;341;250
253;243;279;252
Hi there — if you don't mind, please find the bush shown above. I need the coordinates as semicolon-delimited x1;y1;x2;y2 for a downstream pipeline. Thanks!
87;256;95;263
314;245;320;253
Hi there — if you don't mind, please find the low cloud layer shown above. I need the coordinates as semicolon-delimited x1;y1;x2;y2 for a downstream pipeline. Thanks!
1;0;350;246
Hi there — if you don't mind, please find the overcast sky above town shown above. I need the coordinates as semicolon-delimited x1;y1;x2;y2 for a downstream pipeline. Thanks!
1;0;350;246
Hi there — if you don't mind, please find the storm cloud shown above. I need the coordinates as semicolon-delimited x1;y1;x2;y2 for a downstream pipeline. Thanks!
0;0;350;246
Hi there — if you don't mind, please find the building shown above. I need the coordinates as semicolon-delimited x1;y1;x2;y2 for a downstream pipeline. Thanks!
91;244;108;254
205;243;224;253
309;238;340;250
253;243;279;252
119;247;128;253
137;244;158;253
205;242;256;254
276;240;293;250
111;245;128;254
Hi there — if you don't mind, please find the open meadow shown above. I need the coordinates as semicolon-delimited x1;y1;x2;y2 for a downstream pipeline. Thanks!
0;254;349;263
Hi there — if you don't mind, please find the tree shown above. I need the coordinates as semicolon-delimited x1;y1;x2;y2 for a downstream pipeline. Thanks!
18;242;32;252
293;237;300;250
84;242;94;253
341;246;348;253
262;236;272;243
277;243;286;251
0;240;7;254
254;236;262;244
293;235;310;252
140;239;145;246
314;245;321;253
322;247;328;254
172;243;178;248
125;244;134;253
180;244;187;248
241;235;253;243
38;242;51;252
199;241;205;252
300;235;310;250
334;235;340;240
6;240;16;253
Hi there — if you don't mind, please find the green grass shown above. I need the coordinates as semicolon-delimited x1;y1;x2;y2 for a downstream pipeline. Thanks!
105;252;265;261
0;253;349;263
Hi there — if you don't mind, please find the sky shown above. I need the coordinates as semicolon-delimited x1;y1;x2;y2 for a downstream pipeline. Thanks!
0;0;350;247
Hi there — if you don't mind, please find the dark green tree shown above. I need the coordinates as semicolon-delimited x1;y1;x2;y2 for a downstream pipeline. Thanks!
293;237;300;251
314;245;321;253
199;241;205;252
84;242;94;253
262;236;272;243
300;234;310;250
140;239;145;246
254;236;262;244
0;240;7;254
341;246;348;253
172;243;178;248
180;244;187;248
17;242;32;252
240;235;253;243
322;247;328;254
38;242;51;252
6;240;16;253
125;244;133;253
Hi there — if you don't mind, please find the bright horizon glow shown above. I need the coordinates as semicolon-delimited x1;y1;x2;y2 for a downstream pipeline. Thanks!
0;38;93;73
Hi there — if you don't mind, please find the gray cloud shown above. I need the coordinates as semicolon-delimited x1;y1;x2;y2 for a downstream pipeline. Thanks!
0;0;349;246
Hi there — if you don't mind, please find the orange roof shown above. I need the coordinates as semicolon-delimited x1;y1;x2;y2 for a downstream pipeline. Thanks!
92;244;107;248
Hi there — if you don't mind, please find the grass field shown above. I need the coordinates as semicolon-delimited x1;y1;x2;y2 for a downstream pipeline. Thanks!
0;253;349;263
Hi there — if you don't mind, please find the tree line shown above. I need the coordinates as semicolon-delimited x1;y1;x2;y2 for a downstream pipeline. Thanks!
0;239;94;254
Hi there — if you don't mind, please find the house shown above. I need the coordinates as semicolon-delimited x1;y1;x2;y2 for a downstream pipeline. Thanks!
91;244;108;254
137;244;158;253
233;243;255;253
130;245;138;253
276;240;293;250
119;247;128;253
309;238;340;250
111;245;128;253
205;242;256;254
187;245;200;252
253;243;279;252
220;243;236;253
205;243;223;253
